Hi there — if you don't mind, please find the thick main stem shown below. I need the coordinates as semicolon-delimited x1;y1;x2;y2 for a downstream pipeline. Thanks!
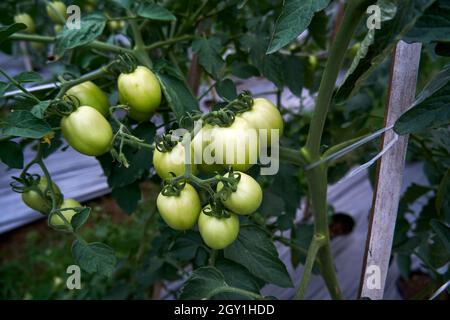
301;0;375;300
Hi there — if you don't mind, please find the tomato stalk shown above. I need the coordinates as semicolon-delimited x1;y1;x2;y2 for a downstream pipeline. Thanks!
298;0;376;300
9;33;133;54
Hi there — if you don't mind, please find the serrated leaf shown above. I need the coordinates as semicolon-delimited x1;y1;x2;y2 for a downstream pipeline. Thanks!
215;79;237;101
71;207;91;231
282;55;305;97
309;10;328;49
137;2;176;21
229;61;260;79
336;0;435;102
224;225;293;288
192;37;225;79
0;23;27;45
72;240;116;277
394;64;450;134
404;0;450;43
0;141;24;169
55;14;106;55
1;110;52;139
14;71;43;83
267;0;330;54
155;72;199;120
436;170;450;218
30;100;51;119
111;181;141;214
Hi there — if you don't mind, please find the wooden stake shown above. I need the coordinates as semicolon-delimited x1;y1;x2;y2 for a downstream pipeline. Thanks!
359;41;422;299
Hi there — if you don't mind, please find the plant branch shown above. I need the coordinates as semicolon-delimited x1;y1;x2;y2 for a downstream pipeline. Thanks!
144;35;194;51
205;286;263;300
0;67;40;103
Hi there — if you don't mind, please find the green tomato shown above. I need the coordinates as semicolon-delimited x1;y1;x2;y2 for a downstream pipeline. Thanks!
14;14;36;33
108;20;125;31
198;206;239;249
238;97;284;145
50;198;81;226
46;1;67;24
217;172;262;215
66;81;110;117
118;66;162;121
61;106;113;156
192;118;258;172
54;24;62;33
153;142;198;179
156;184;201;230
21;177;62;214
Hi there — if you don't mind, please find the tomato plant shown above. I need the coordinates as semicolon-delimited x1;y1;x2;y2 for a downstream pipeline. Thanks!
0;0;449;301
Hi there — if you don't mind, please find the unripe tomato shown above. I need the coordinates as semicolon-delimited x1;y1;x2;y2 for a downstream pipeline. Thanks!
308;55;318;70
118;66;162;121
66;81;110;117
46;1;67;24
217;172;262;215
153;142;198;179
108;20;125;31
14;14;36;33
61;106;113;156
192;118;258;172
21;177;62;214
50;198;81;226
54;24;63;33
238;98;284;145
156;184;201;230
198;206;239;249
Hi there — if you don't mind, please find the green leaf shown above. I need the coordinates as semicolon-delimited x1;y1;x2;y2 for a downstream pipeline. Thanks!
309;10;328;49
436;170;450;218
229;61;260;79
336;0;435;102
179;267;229;299
55;14;106;55
224;225;293;288
291;224;314;267
430;219;450;252
30;100;51;119
192;37;225;79
215;258;265;299
0;23;27;45
1;110;52;139
155;73;199;120
0;141;24;169
404;0;450;43
71;240;116;277
282;55;305;97
111;181;141;214
179;266;260;300
71;207;91;231
394;64;450;134
113;0;132;10
14;71;43;83
215;79;237;101
267;0;331;54
137;2;176;21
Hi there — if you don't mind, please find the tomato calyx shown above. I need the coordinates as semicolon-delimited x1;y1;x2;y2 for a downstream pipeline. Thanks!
161;178;187;197
10;173;41;194
204;108;236;127
155;133;179;153
215;169;241;202
202;201;231;219
113;52;138;74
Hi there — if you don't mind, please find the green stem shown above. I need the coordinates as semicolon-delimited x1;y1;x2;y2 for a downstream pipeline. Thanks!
300;0;374;300
295;234;325;299
0;68;40;103
128;14;152;68
9;33;132;54
144;35;194;51
56;62;114;99
208;249;218;266
205;286;263;300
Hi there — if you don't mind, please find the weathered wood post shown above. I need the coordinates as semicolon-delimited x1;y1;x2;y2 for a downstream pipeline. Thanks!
359;41;422;299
